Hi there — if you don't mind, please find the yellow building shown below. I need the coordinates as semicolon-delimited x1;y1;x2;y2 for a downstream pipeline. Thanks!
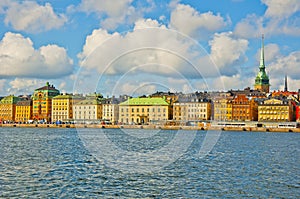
0;95;22;122
52;94;84;122
213;97;233;121
32;82;60;122
258;98;293;122
173;103;186;121
15;100;32;123
119;97;170;124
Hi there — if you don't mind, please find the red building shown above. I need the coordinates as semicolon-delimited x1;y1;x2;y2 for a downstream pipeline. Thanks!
296;105;300;122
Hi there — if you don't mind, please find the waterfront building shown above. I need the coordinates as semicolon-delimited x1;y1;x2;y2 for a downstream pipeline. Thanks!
32;82;60;122
73;94;103;123
52;94;84;122
232;94;258;121
15;100;32;123
296;104;300;122
0;95;22;122
173;96;211;122
150;91;180;120
254;35;270;93
102;96;128;124
213;97;233;121
118;97;170;124
258;98;294;122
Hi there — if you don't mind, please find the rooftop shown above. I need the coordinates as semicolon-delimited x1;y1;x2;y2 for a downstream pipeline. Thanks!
119;97;169;106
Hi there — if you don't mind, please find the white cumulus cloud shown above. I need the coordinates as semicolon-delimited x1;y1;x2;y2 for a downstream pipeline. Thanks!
262;0;300;19
234;0;300;38
268;51;300;80
4;1;67;33
78;0;154;30
170;3;228;38
209;32;249;75
0;32;74;79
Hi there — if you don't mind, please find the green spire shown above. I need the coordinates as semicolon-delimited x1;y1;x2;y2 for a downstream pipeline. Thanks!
255;34;270;91
259;34;265;69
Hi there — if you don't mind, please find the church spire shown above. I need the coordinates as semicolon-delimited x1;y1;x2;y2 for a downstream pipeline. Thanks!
260;34;265;69
284;74;288;92
254;34;270;93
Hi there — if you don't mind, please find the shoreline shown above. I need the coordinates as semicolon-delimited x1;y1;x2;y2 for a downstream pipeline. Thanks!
1;123;300;133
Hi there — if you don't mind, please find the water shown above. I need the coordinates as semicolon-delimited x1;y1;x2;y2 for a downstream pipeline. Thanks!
0;128;299;198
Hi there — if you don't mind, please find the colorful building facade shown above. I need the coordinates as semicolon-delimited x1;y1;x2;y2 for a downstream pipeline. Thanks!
32;82;60;122
73;95;103;122
258;98;294;122
119;97;170;124
15;100;32;123
232;94;258;121
0;95;22;122
213;97;233;121
102;97;127;124
296;105;300;122
52;94;84;122
173;100;211;121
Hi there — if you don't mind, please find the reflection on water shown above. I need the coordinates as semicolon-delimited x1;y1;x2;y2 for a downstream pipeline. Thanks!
0;128;299;198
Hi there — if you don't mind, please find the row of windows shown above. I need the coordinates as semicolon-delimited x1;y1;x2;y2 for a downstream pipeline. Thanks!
52;112;69;115
52;102;69;106
259;107;289;110
259;117;289;120
74;106;97;110
259;111;289;115
121;108;166;113
74;111;97;115
174;104;208;107
53;108;68;111
120;114;166;117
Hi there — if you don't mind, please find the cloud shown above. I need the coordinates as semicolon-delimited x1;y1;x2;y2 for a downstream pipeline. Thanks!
0;32;74;79
0;0;10;14
255;43;281;63
77;19;251;95
234;0;300;38
211;74;253;91
77;18;206;78
268;51;300;80
78;0;154;30
262;0;300;19
8;78;45;95
169;3;228;38
209;32;249;75
4;1;67;33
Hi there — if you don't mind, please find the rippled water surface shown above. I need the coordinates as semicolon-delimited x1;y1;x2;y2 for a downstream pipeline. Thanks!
1;128;299;198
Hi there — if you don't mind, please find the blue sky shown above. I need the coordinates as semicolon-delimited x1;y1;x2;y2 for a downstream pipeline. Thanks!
0;0;299;97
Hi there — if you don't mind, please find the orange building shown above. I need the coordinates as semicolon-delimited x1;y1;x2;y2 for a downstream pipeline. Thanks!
232;94;258;121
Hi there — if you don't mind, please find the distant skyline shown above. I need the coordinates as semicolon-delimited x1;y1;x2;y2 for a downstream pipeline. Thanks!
0;0;299;97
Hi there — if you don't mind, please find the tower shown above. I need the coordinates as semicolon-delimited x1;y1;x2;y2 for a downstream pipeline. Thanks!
254;34;270;93
284;74;288;92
